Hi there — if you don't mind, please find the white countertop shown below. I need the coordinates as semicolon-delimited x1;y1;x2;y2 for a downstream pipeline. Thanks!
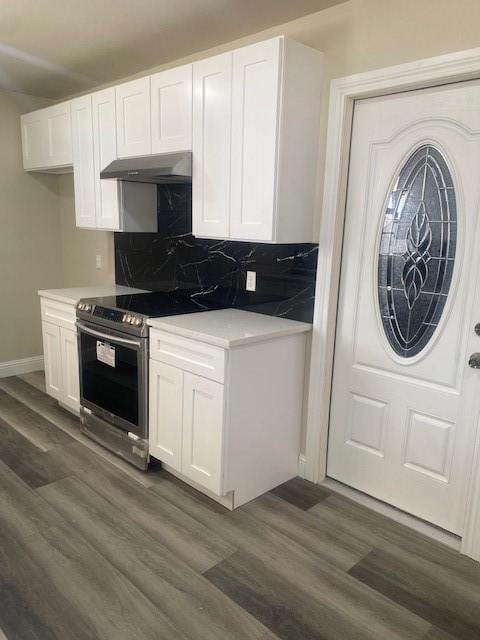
148;308;311;348
38;285;147;306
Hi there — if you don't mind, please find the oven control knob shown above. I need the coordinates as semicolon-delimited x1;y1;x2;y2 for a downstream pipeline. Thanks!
122;314;128;323
134;318;142;326
84;304;92;312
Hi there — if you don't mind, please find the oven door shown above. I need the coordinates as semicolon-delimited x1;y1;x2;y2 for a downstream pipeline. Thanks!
77;320;148;439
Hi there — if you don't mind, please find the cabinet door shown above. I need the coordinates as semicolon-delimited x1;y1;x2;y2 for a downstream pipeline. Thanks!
230;38;281;241
192;53;232;239
45;102;73;167
116;78;151;158
42;321;62;402
182;372;224;494
71;96;96;228
21;110;46;170
151;65;192;153
92;88;121;231
149;360;183;471
60;328;80;413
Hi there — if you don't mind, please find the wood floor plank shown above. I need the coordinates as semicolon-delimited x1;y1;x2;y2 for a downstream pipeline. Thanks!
45;440;236;573
422;627;457;640
0;386;73;451
0;376;156;487
20;370;46;392
38;476;279;640
0;460;189;640
270;476;331;510
0;416;73;489
153;480;431;640
348;548;480;640
205;550;331;640
242;492;372;570
311;493;480;580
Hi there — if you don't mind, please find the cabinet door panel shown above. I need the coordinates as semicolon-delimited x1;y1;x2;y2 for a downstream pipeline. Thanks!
116;78;151;158
71;96;96;228
182;372;224;494
151;65;192;153
42;322;62;402
92;88;121;230
149;360;183;470
46;102;73;167
60;328;80;413
21;111;45;169
192;53;232;239
230;38;281;241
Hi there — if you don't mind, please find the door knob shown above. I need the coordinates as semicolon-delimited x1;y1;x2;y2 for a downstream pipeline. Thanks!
468;353;480;369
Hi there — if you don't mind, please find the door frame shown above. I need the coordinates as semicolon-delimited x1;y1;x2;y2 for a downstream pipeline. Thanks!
304;46;480;560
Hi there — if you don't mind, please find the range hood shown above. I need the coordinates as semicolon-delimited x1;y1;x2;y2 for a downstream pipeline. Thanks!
100;151;191;184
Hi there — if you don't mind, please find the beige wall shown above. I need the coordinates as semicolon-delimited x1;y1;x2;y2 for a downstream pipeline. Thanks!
0;90;63;363
59;0;480;279
58;174;114;287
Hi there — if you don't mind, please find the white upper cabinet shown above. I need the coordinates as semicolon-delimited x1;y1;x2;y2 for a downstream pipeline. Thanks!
71;96;96;228
193;36;322;243
116;77;151;158
21;101;72;172
151;64;192;153
92;88;121;231
230;38;280;242
192;52;232;239
20;36;321;241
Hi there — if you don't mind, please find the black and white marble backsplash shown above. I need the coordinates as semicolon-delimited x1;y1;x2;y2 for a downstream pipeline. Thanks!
114;185;318;323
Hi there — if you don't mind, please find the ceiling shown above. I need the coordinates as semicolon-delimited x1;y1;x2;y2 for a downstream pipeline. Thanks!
0;0;341;99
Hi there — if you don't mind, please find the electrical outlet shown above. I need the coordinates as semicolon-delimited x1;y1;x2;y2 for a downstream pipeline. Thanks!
246;271;257;292
95;254;103;270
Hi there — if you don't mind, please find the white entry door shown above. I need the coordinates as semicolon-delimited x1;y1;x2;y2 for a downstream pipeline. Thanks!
327;81;480;535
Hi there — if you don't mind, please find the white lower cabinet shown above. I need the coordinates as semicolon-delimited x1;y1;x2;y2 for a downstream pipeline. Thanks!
149;326;307;509
60;326;81;412
40;297;80;414
149;360;183;470
42;321;63;401
181;372;224;494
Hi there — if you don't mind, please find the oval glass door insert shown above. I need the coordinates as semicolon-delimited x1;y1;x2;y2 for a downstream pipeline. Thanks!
378;145;457;358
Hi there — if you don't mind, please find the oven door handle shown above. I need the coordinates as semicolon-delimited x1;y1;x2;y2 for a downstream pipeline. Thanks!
76;322;143;347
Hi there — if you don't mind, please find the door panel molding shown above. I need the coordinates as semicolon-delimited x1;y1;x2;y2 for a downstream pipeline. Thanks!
304;46;480;560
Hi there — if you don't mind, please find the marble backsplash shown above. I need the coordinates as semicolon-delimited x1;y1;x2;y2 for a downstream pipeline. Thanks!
114;185;318;323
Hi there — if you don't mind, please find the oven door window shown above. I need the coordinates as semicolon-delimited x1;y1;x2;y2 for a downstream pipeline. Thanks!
79;332;139;427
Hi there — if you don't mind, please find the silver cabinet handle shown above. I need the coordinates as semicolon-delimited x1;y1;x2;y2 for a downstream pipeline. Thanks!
468;353;480;369
76;322;142;347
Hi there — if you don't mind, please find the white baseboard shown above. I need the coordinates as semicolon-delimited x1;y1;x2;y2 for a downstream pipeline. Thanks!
297;453;307;479
0;356;44;378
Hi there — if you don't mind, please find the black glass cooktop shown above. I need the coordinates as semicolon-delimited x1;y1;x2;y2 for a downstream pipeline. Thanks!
82;287;288;319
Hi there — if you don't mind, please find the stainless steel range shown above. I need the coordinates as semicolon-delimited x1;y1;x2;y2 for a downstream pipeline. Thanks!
75;290;225;470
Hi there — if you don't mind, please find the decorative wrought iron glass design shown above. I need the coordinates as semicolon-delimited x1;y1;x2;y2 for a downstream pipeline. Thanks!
378;145;457;358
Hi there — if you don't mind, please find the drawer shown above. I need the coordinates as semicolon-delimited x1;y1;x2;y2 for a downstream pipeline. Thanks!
40;298;76;330
149;329;225;383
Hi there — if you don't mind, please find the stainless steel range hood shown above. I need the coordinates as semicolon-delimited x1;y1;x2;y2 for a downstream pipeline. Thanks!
100;151;191;184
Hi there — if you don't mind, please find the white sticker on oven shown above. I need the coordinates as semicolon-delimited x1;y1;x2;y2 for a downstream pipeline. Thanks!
96;341;116;367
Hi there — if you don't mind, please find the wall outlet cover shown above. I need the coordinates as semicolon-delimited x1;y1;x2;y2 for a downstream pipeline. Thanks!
95;254;103;270
246;271;256;292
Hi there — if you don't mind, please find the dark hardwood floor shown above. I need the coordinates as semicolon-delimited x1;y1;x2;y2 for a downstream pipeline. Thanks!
0;371;479;639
